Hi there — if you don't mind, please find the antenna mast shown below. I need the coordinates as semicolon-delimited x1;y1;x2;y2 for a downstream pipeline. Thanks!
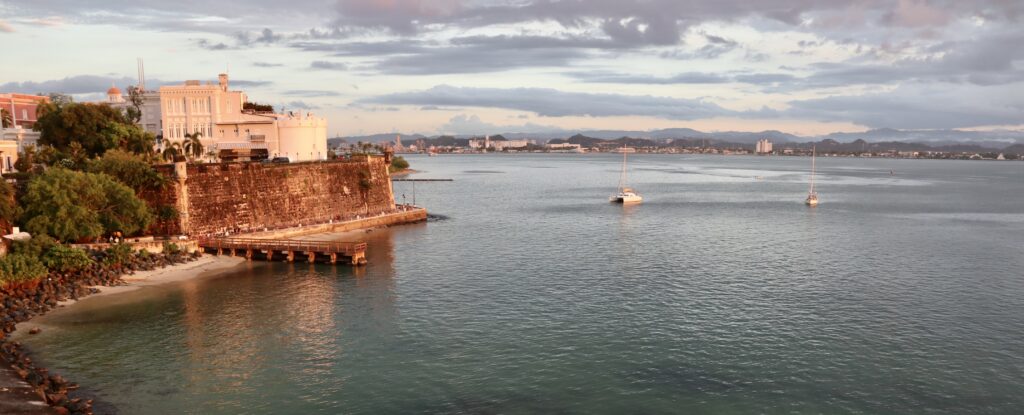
137;57;146;91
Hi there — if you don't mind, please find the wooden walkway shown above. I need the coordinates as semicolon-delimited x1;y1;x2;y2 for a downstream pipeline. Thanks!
198;237;368;265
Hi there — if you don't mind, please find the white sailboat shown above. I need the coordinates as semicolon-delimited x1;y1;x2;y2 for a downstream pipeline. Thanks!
610;145;642;204
805;145;819;207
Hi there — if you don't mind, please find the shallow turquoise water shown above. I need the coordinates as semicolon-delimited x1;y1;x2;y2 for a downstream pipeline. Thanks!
22;154;1024;414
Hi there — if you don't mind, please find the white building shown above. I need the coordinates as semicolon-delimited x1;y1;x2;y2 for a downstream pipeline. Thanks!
755;138;773;154
546;143;584;152
158;74;328;162
106;86;163;137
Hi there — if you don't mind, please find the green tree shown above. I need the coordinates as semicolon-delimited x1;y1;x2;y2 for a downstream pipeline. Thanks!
0;179;18;233
88;149;166;194
162;141;184;162
20;168;154;242
389;156;409;173
0;253;48;285
41;244;95;273
34;101;147;158
0;108;11;128
184;132;204;161
124;85;145;123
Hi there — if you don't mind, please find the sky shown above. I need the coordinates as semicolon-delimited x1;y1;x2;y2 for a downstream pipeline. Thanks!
1;0;1022;137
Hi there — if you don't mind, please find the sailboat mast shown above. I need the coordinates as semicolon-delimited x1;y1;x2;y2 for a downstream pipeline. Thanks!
618;144;627;191
809;145;816;193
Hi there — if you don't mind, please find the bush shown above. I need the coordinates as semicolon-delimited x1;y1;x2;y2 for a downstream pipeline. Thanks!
0;253;48;285
102;243;135;267
10;235;57;258
20;168;154;242
162;241;181;255
41;244;95;273
389;156;409;172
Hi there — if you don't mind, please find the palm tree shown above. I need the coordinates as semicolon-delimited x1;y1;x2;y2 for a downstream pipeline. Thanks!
183;132;204;161
162;141;184;162
0;108;11;129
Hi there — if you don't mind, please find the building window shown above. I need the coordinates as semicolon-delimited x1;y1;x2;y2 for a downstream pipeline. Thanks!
21;109;27;120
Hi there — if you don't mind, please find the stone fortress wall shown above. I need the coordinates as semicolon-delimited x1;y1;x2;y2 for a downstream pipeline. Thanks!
149;156;397;236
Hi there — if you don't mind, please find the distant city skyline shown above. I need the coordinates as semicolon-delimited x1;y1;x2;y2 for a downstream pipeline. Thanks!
1;0;1022;138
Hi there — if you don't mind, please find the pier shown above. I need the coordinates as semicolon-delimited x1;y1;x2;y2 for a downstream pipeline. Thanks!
198;237;368;265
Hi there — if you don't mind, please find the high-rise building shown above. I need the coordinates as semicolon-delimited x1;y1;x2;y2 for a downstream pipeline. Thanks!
756;138;773;154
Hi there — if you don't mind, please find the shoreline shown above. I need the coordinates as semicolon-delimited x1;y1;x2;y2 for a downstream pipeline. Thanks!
1;254;246;415
14;255;246;330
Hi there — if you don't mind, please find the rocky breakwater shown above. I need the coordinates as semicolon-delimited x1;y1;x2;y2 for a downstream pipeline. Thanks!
0;247;201;415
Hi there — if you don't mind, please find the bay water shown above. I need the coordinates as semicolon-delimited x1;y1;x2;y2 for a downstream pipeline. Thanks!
21;154;1024;414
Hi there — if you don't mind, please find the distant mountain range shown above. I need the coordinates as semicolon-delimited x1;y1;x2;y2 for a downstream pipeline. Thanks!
338;127;1024;152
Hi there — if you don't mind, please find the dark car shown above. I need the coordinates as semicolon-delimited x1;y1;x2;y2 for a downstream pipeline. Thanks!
270;157;290;163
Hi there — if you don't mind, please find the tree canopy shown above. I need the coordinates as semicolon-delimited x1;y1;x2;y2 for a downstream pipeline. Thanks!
20;168;154;242
87;149;166;195
34;101;155;158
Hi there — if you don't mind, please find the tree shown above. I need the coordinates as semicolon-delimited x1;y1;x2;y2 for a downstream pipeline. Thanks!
125;85;145;123
34;101;147;158
390;156;409;173
14;144;38;173
88;149;166;195
0;108;11;128
0;179;18;234
184;132;204;161
162;141;184;162
20;168;154;242
243;102;273;112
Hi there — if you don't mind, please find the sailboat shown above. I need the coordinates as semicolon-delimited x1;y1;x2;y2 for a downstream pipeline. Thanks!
805;145;819;207
610;145;642;204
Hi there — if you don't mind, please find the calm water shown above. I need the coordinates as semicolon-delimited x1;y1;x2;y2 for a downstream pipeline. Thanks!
21;154;1024;414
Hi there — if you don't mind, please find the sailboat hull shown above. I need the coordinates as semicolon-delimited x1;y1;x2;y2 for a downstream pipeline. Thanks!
611;193;643;204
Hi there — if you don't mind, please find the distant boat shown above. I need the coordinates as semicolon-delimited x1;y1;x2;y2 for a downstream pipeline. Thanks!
805;145;819;207
610;145;642;204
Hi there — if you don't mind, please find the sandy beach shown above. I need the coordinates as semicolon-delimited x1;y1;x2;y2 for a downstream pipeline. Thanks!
11;255;247;336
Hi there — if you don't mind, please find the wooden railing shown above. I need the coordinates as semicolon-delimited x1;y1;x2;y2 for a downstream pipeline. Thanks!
197;237;366;256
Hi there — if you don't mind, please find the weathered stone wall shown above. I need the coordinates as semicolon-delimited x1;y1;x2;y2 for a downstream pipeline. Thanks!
150;156;396;236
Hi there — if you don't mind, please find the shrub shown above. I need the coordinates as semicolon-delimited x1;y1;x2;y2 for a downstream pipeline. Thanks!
0;253;48;285
102;243;135;267
389;156;409;172
20;168;154;242
10;235;57;258
162;241;181;255
41;244;95;273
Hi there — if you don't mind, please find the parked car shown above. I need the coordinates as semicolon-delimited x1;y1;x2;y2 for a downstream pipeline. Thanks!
270;157;290;163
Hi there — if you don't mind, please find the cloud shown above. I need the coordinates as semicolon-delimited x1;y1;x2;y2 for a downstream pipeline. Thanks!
281;100;319;110
282;90;342;97
310;61;348;70
570;71;731;84
784;83;1024;129
0;75;137;95
195;38;230;50
0;21;14;33
363;84;736;120
439;114;566;135
0;75;272;95
375;47;587;74
252;62;284;67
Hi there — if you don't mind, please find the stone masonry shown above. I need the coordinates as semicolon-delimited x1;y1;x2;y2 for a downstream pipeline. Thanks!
149;156;396;236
